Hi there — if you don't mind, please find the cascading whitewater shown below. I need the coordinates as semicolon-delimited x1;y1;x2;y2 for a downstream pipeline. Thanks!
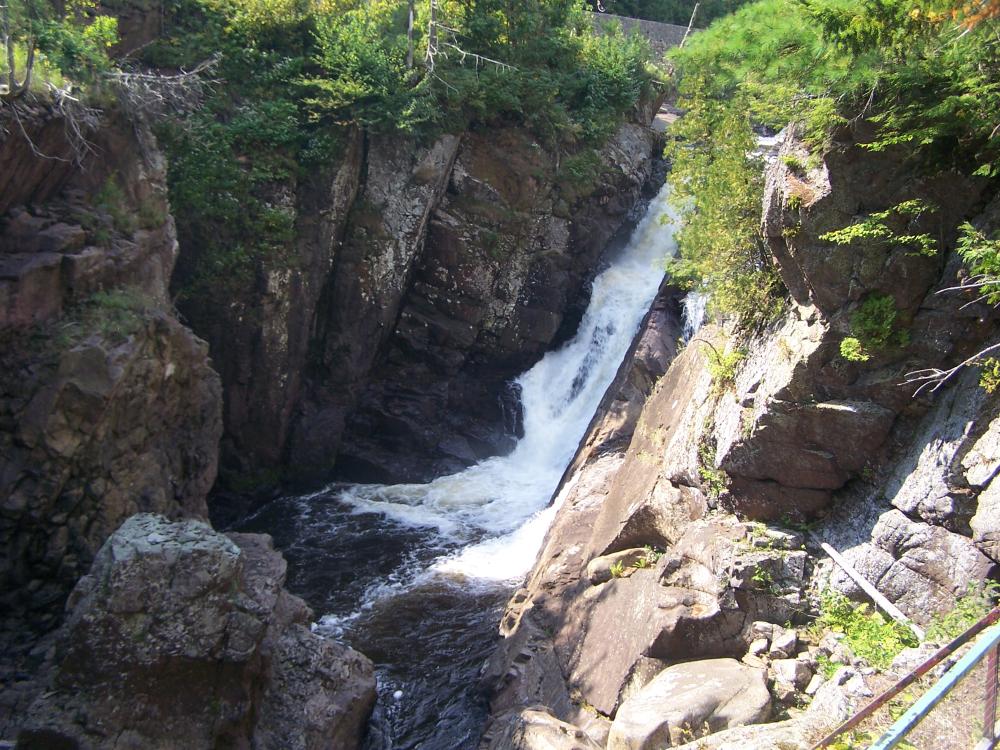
238;181;680;749
330;181;678;586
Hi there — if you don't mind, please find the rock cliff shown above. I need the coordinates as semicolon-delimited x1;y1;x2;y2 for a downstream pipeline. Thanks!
481;124;1000;748
172;113;661;492
0;105;222;629
0;104;376;748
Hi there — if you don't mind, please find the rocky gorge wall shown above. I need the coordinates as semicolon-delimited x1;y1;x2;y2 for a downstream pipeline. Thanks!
0;84;664;744
0;105;375;747
480;124;1000;749
0;105;222;629
173;104;662;495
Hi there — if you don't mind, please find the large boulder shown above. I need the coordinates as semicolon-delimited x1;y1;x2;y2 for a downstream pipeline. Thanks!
481;707;605;750
669;671;857;750
606;658;771;750
18;514;375;749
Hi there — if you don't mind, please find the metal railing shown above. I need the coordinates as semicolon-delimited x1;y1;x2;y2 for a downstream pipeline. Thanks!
813;607;1000;749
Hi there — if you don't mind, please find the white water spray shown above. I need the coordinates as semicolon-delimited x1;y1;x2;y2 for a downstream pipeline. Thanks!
326;182;678;601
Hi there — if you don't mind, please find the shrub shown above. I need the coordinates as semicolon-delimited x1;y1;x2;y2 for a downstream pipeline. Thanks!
815;589;918;670
781;154;805;172
706;346;745;388
956;222;1000;305
980;358;1000;394
839;336;869;362
839;293;908;362
664;0;1000;327
820;200;937;257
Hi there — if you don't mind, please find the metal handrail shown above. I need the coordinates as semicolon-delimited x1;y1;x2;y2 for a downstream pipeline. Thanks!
812;607;1000;749
870;621;1000;749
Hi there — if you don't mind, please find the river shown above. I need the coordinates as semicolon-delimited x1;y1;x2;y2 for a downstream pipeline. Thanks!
233;181;678;749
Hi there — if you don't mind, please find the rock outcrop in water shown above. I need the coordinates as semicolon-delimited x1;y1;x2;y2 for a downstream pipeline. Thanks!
18;514;375;749
482;124;1000;748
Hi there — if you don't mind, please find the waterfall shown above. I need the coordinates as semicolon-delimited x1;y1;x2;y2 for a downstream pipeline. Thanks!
329;181;678;588
682;290;708;340
236;181;680;749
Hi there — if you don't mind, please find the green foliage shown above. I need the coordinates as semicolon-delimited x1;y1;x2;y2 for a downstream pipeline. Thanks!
150;0;653;297
664;0;1000;325
2;0;118;93
159;111;301;299
816;589;918;670
673;0;1000;175
828;727;917;750
604;0;751;24
924;581;998;642
559;148;605;192
820;200;938;257
781;154;805;172
697;440;728;497
839;293;908;362
306;0;414;129
610;561;626;577
55;287;151;346
979;358;1000;394
956;222;1000;305
815;653;838;679
642;544;664;564
839;336;869;362
94;178;136;234
751;566;775;590
663;84;784;325
705;346;745;388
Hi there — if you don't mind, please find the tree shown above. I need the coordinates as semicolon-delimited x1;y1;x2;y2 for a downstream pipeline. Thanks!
1;0;37;97
1;0;118;100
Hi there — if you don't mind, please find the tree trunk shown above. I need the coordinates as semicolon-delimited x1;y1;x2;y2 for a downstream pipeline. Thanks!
426;0;436;69
20;34;33;94
2;0;15;94
406;0;414;69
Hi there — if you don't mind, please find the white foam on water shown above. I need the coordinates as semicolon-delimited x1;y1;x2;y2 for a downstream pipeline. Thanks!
327;182;679;589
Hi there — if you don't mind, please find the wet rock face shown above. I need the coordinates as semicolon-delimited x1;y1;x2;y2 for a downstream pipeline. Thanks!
18;514;376;750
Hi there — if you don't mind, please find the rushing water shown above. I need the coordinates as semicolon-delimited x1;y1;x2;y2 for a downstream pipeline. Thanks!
234;182;678;749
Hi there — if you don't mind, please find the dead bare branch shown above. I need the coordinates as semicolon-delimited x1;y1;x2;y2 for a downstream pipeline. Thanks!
107;55;220;119
425;0;515;74
902;340;1000;395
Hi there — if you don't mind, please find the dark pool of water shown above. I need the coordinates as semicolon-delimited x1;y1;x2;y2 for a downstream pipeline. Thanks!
232;489;509;750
